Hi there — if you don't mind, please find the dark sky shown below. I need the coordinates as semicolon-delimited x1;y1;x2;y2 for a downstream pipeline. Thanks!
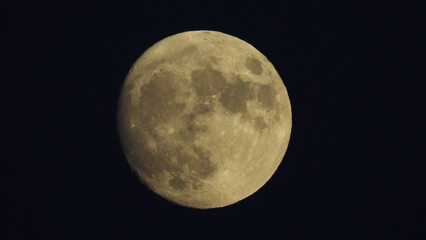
3;1;423;239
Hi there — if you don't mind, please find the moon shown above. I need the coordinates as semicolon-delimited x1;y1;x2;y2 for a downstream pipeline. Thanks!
117;30;292;209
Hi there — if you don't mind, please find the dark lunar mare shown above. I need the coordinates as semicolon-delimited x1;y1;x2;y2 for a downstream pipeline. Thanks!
245;57;263;75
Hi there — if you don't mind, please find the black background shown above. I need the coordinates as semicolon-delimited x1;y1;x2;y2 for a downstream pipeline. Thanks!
3;1;424;239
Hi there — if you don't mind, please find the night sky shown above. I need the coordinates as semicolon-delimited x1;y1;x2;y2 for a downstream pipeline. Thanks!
3;1;423;239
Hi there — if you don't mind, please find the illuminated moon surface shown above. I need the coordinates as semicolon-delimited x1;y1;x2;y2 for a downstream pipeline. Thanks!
117;30;292;209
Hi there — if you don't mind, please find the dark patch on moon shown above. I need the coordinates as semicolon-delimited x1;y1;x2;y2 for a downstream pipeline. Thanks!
178;102;212;142
256;84;276;110
178;115;208;142
219;75;254;113
191;67;226;96
169;176;188;190
145;58;167;73
192;100;214;115
253;116;267;130
245;57;263;75
178;125;197;141
190;145;215;178
178;45;198;58
138;71;185;130
167;144;216;191
139;143;185;179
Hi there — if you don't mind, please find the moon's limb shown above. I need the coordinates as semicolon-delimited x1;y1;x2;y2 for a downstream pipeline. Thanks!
118;30;292;209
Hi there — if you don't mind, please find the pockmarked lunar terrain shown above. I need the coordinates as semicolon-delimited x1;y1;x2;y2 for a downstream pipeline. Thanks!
117;30;292;209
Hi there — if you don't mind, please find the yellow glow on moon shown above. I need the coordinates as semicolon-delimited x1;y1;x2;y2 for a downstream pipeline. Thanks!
118;30;292;209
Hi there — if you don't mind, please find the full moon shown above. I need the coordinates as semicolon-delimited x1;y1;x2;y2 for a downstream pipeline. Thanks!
117;30;292;209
